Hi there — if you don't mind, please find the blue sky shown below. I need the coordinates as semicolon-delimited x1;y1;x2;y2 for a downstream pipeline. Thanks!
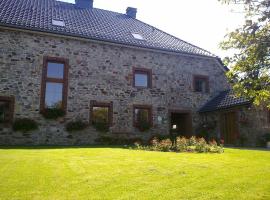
62;0;245;58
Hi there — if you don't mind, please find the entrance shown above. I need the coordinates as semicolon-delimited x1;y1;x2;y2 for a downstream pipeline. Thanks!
170;111;193;137
220;112;239;144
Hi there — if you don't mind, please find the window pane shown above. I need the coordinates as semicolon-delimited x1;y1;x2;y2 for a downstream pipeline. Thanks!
135;73;148;87
201;81;207;92
45;82;63;108
0;101;10;123
195;80;203;92
47;62;64;79
135;108;149;123
92;107;109;124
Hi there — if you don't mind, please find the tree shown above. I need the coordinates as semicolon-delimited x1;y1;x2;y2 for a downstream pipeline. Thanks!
219;0;270;107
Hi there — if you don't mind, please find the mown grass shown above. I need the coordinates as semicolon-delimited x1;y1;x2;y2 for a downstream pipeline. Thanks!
0;147;269;200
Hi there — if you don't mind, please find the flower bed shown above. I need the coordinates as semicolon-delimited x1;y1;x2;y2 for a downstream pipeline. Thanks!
134;136;224;153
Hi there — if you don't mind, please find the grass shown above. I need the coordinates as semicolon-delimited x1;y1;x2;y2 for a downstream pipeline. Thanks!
0;147;269;200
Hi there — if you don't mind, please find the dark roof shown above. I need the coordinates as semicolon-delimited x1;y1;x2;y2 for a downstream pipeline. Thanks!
199;90;251;113
0;0;216;57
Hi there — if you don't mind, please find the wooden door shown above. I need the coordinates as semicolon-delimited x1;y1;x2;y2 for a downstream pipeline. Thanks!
170;112;193;137
220;112;239;144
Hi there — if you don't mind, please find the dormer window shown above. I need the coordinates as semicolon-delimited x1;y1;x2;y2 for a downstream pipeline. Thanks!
132;33;144;40
52;19;65;27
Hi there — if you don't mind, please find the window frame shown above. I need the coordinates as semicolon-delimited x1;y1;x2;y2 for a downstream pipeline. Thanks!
40;56;69;112
133;104;153;127
133;67;152;88
193;75;210;93
89;101;113;126
0;96;15;124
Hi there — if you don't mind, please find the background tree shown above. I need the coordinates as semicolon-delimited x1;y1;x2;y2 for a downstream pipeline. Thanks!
219;0;270;107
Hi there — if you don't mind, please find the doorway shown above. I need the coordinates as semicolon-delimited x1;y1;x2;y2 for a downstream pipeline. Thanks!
170;111;193;137
220;111;239;144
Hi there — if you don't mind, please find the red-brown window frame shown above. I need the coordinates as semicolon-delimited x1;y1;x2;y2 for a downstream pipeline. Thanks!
90;100;113;126
0;96;15;124
133;67;152;88
133;104;153;127
40;56;69;112
193;75;210;93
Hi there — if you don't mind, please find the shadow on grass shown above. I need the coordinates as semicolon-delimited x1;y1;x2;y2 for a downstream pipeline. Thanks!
0;145;133;150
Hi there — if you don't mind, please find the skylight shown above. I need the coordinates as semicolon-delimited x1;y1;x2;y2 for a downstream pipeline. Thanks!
52;19;65;27
132;33;144;40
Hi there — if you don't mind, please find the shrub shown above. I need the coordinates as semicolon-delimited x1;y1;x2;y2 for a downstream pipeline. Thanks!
148;135;170;144
264;133;270;142
13;118;38;132
66;120;88;132
42;108;65;119
195;138;208;153
137;121;151;132
257;133;270;147
134;136;224;153
93;122;109;132
187;136;197;146
176;137;188;152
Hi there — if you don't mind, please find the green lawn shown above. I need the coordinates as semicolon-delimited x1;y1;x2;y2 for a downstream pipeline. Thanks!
0;147;269;200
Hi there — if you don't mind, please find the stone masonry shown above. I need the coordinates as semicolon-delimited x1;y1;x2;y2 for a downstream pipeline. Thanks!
0;28;230;145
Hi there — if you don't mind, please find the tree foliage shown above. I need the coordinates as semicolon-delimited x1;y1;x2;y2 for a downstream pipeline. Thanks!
219;0;270;107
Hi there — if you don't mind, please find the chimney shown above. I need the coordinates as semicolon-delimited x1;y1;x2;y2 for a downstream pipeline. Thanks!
75;0;94;9
126;7;137;19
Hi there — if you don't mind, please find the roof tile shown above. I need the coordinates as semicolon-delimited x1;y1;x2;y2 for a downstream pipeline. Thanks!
0;0;216;57
199;90;251;113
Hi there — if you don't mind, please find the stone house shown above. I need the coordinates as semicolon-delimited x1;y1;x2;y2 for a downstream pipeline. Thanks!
0;0;269;145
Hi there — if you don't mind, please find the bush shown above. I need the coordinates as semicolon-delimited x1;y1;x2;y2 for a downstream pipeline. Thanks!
42;108;65;119
137;121;151;132
13;118;38;132
195;138;208;153
66;120;88;132
187;136;197;146
93;122;109;132
176;137;188;152
134;136;224;153
257;133;270;147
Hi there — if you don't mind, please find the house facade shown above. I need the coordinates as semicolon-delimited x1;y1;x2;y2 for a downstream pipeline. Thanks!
0;0;269;145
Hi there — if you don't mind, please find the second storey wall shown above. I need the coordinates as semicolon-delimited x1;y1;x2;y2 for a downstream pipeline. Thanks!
0;28;230;142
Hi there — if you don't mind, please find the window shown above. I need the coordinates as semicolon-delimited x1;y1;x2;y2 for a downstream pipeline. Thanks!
0;96;15;124
132;33;144;40
40;57;68;111
52;19;65;27
133;68;152;88
90;101;113;126
193;75;209;93
133;105;152;127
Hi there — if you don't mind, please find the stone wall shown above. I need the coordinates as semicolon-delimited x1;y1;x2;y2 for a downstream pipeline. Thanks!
238;105;270;146
0;28;229;145
200;105;270;146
